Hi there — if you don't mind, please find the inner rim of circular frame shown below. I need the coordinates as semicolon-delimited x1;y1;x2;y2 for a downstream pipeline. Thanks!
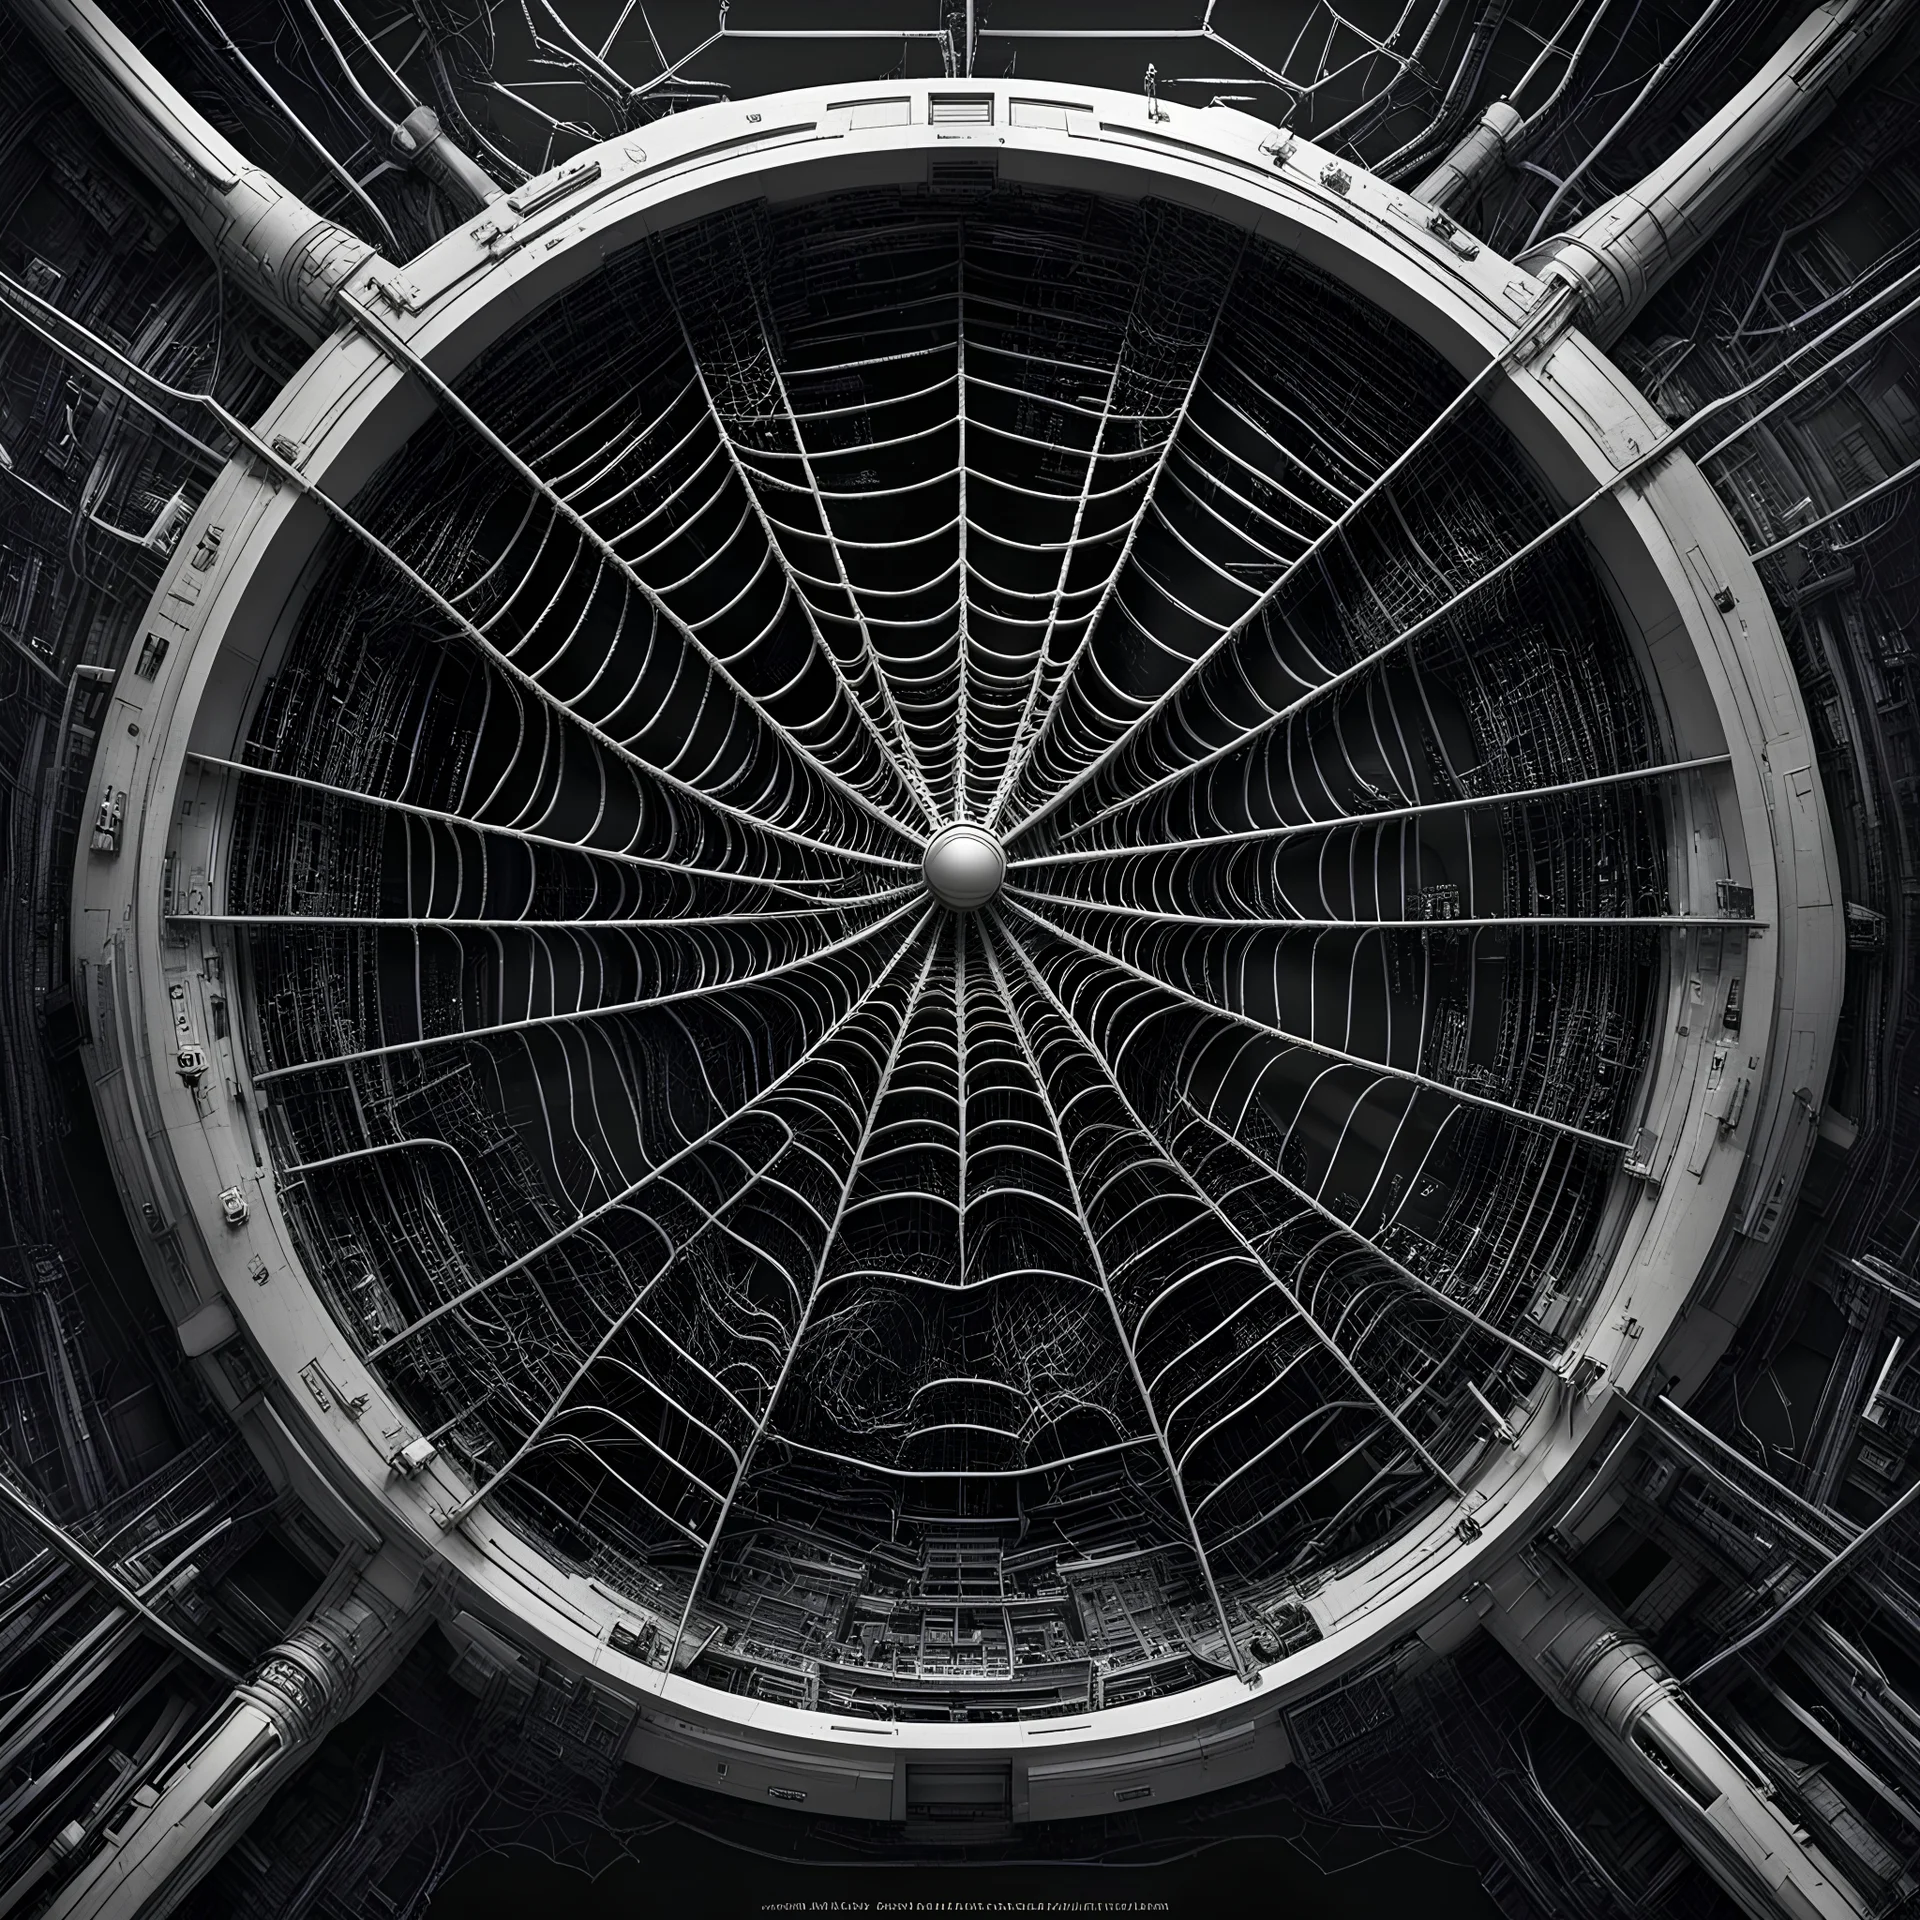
226;177;1667;1712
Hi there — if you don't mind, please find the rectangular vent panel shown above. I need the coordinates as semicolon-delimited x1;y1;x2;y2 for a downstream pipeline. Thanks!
904;1763;1012;1823
929;94;994;123
929;158;997;197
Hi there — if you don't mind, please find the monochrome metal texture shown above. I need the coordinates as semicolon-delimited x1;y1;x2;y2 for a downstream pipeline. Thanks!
921;826;1006;912
71;80;1843;1816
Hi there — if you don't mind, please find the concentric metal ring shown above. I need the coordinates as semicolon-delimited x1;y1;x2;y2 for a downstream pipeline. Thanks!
215;170;1681;1708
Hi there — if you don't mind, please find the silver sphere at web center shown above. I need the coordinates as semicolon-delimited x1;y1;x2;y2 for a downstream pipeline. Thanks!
922;824;1006;911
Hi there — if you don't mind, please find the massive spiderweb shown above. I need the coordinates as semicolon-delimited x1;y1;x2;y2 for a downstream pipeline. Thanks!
221;181;1672;1709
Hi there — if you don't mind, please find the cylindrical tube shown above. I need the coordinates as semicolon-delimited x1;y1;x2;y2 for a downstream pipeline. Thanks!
393;105;504;215
9;0;387;346
1413;100;1524;216
1476;1547;1873;1920
1522;0;1913;345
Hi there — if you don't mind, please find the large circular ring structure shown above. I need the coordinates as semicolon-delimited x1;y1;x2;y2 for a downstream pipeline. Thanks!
76;83;1841;1822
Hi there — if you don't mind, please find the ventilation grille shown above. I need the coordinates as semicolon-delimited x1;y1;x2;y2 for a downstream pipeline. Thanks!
929;93;994;124
929;157;997;197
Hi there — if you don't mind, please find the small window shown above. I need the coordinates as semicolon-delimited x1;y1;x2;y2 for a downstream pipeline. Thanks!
905;1763;1011;1824
834;97;910;129
1012;99;1090;130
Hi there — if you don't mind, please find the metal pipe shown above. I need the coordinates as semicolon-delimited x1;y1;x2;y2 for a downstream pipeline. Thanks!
1521;0;1918;345
8;0;392;345
0;1469;239;1686
1412;99;1523;213
1477;1547;1873;1919
1685;1474;1920;1689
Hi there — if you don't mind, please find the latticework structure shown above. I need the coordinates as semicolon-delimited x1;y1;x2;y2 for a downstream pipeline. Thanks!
222;181;1675;1712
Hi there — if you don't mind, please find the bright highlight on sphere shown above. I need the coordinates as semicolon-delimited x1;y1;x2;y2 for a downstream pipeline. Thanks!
922;824;1006;911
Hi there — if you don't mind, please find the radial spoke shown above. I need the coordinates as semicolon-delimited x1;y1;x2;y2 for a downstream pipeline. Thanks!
979;922;1250;1679
1005;893;1743;935
985;228;1251;830
351;301;933;846
665;937;942;1665
1006;894;1630;1151
994;287;1573;843
1008;756;1733;868
252;897;925;1085
972;241;1156;823
180;900;915;931
954;916;971;1289
954;229;975;820
189;753;873;902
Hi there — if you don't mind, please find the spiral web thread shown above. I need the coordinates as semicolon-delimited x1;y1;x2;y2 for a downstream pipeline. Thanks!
212;184;1685;1708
